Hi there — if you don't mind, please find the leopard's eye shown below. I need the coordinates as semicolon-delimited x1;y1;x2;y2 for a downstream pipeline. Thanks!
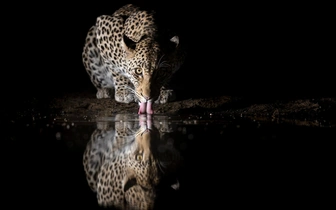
136;154;142;161
135;68;142;75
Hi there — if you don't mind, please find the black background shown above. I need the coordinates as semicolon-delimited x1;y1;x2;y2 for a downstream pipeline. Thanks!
4;1;334;103
2;2;335;208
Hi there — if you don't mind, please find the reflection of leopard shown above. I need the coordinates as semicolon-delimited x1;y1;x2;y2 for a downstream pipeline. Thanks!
83;114;181;209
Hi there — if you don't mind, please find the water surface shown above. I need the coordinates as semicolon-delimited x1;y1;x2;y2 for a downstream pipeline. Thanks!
6;112;334;208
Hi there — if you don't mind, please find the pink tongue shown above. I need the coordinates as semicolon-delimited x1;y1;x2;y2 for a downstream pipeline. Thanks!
138;102;147;114
138;102;154;114
146;101;153;114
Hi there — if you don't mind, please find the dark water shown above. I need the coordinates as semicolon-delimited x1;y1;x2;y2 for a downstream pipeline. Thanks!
5;112;335;209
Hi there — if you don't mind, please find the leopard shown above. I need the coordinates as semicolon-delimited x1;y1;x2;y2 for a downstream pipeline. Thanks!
82;4;186;114
82;114;182;209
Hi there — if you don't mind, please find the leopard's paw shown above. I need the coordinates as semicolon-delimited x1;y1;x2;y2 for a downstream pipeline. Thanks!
155;88;175;104
115;88;135;103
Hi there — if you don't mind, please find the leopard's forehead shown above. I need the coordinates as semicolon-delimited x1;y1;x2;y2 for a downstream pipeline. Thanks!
129;39;161;70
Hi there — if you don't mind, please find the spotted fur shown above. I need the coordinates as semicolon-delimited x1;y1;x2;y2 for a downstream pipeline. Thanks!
82;114;181;209
82;4;185;113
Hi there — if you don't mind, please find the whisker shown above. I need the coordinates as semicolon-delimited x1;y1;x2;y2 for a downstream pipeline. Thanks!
159;61;171;68
156;54;165;69
118;85;146;102
156;54;171;69
135;127;147;137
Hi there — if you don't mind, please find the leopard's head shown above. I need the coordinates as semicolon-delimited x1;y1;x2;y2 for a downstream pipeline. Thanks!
121;9;184;114
125;38;179;96
123;119;181;208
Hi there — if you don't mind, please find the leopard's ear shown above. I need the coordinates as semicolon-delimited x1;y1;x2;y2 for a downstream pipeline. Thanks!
122;35;135;59
171;179;180;190
170;36;179;47
124;169;137;192
124;178;137;192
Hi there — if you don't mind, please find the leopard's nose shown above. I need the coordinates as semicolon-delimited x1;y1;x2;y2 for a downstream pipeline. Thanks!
141;93;150;101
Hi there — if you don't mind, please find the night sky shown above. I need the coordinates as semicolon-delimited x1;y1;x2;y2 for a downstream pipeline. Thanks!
5;1;334;102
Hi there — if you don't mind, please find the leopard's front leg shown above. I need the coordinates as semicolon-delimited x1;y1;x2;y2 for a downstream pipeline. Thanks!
96;88;113;99
155;86;176;104
113;75;135;103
